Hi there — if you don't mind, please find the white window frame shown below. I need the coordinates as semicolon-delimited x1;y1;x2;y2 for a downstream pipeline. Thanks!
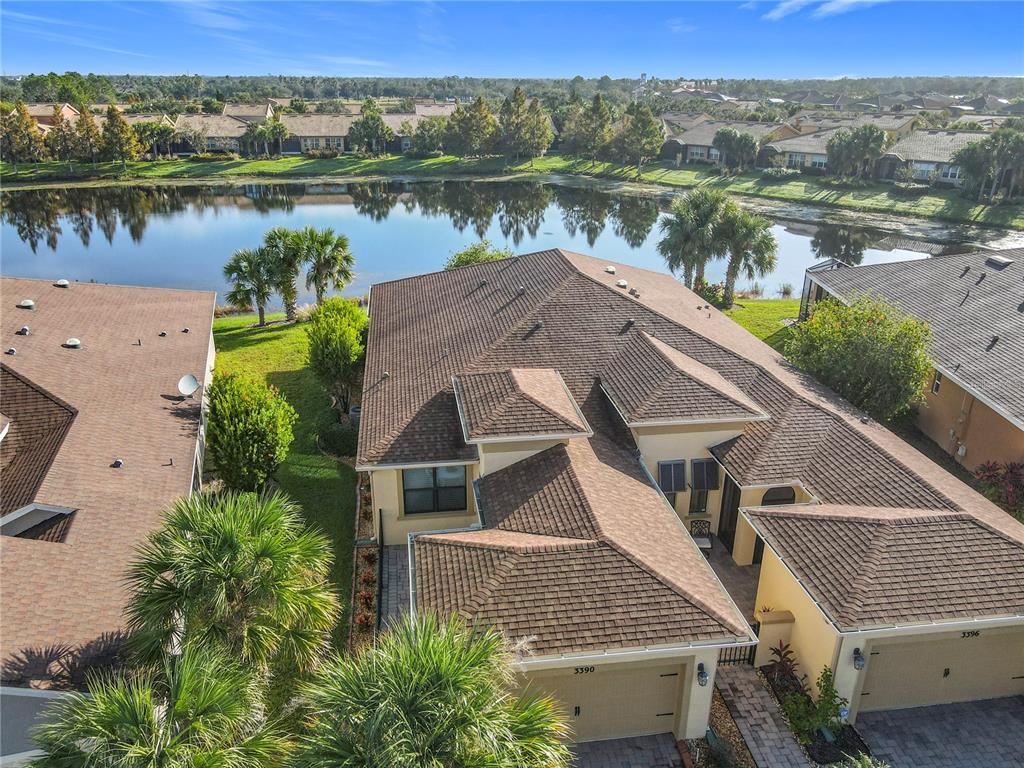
931;370;943;394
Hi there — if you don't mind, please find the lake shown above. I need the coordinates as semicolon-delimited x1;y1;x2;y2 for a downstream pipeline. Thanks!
1;181;953;307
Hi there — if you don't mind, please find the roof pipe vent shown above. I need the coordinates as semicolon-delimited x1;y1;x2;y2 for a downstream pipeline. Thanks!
63;338;82;349
54;279;70;288
16;326;29;336
516;286;526;296
17;299;35;310
5;348;15;356
111;458;125;468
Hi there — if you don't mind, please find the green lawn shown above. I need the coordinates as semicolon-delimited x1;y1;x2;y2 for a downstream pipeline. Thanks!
725;298;801;352
212;313;356;646
3;154;1021;230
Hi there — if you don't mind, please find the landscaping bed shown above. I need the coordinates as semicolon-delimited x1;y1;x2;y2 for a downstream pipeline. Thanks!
348;473;380;652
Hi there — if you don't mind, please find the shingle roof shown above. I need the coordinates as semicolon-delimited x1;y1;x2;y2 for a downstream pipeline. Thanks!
279;113;355;137
808;249;1024;429
415;436;753;656
601;332;766;425
454;368;590;441
661;112;713;139
746;505;1024;629
676;120;782;148
883;130;987;163
790;112;918;133
764;127;845;156
172;113;250;138
0;278;215;685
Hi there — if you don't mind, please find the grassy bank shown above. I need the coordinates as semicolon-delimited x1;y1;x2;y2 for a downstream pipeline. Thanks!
212;313;356;646
3;154;1021;230
725;298;801;352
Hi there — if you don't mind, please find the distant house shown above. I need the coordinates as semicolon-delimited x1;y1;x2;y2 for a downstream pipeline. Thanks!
952;114;1014;131
674;120;783;165
877;130;987;185
761;128;842;170
16;103;79;127
279;113;354;154
786;111;918;138
93;112;175;132
0;277;215;764
961;95;1014;113
800;249;1024;467
172;114;250;153
413;103;457;118
222;102;273;123
660;112;713;160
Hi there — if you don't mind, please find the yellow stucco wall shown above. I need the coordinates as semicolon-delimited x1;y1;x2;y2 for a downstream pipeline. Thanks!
918;371;1024;467
731;485;813;565
478;439;565;476
633;422;746;531
753;547;840;684
370;465;480;546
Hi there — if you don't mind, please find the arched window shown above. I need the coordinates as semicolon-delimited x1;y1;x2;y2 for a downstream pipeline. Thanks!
761;486;796;506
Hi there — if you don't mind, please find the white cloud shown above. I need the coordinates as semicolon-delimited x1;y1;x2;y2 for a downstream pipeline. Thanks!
176;1;248;31
738;2;759;10
762;0;816;20
310;55;391;69
3;23;151;58
762;0;893;20
666;17;698;33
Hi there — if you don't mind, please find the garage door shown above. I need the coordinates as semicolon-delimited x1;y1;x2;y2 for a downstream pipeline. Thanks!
524;662;683;742
859;628;1024;712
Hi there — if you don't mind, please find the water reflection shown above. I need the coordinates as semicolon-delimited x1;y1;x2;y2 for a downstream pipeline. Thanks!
2;181;949;302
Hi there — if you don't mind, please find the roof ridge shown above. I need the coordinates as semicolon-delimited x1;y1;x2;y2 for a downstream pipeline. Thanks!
461;549;520;618
515;389;586;433
468;383;529;436
838;519;893;626
0;363;78;417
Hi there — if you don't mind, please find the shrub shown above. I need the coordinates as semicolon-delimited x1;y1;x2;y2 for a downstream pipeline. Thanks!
890;182;930;198
205;371;297;491
799;165;828;177
317;410;358;457
304;148;340;159
188;151;240;161
974;461;1024;518
443;239;514;270
693;277;725;307
761;167;800;181
294;303;317;323
305;298;368;413
778;282;795;298
782;667;848;745
786;295;932;422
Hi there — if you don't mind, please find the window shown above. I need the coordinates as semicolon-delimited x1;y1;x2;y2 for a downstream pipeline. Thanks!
657;460;686;505
688;459;720;515
931;370;943;394
402;466;467;514
941;165;961;180
708;147;721;160
689;146;706;159
786;153;805;168
811;155;828;169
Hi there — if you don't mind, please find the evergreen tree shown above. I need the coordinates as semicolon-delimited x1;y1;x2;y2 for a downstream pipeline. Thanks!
74;106;101;164
46;104;77;168
524;98;554;165
2;101;47;168
348;98;393;156
445;97;498;157
498;85;529;162
580;94;613;162
617;102;663;177
101;105;141;167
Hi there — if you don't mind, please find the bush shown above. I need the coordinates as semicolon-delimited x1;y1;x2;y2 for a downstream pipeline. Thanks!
761;167;800;181
693;277;725;307
443;239;514;270
205;372;298;491
778;283;795;298
974;461;1024;518
890;181;930;197
294;303;317;323
304;148;340;159
799;165;828;177
786;295;932;422
188;151;240;162
781;667;848;745
306;298;368;413
317;410;359;457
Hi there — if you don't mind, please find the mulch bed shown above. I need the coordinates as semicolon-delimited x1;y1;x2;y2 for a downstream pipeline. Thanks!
682;688;757;768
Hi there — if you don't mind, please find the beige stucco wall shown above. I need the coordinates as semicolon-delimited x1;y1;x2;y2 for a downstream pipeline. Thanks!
370;465;480;546
633;422;746;531
478;439;565;476
731;485;813;565
753;548;841;683
918;371;1024;467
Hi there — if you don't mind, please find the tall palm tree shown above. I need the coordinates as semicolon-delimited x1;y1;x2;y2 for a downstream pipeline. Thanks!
124;490;338;675
242;121;262;158
32;643;291;768
719;205;778;308
656;189;729;288
223;246;275;326
263;227;304;321
298;613;571;768
298;226;355;304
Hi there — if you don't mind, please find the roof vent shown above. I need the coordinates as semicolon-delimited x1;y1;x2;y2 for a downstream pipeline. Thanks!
382;371;391;379
16;326;29;336
985;254;1014;269
63;338;82;349
959;266;970;278
5;348;15;356
987;335;999;350
17;299;35;310
111;458;124;469
616;279;628;289
516;286;526;296
182;327;190;334
158;331;167;337
860;415;870;424
54;279;70;288
479;279;488;287
605;265;617;274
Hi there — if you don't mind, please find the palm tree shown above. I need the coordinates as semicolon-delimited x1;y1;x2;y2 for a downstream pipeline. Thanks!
242;121;262;158
656;189;729;288
124;490;338;675
719;205;778;308
298;226;355;304
298;613;571;768
265;118;289;156
223;246;275;326
263;227;304;322
32;643;291;768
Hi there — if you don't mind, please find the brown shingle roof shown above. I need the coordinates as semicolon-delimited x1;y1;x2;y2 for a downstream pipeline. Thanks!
883;130;986;163
746;505;1024;629
172;113;250;138
809;249;1024;429
676;120;782;148
601;332;767;425
278;113;355;137
0;278;215;684
454;368;589;441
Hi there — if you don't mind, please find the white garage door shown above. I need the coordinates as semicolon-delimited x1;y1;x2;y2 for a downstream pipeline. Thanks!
524;661;684;742
859;628;1024;712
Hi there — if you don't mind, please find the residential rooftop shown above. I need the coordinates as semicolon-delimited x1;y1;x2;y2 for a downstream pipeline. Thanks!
882;130;987;163
674;120;782;147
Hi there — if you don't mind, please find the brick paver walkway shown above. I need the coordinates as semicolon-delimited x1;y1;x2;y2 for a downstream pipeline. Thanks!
857;696;1024;768
379;545;409;625
715;666;809;768
572;734;682;768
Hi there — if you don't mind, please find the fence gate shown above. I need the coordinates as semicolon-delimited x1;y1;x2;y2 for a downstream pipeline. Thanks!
717;621;759;666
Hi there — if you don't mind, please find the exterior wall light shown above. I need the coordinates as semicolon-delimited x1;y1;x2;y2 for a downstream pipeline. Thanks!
853;647;865;671
697;662;709;687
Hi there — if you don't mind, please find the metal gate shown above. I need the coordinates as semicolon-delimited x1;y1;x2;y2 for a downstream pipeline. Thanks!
717;621;759;666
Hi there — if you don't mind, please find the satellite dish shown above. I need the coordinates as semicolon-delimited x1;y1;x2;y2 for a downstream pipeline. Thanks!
177;373;200;398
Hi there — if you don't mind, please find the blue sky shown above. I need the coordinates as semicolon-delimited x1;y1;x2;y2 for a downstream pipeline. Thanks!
2;1;1022;79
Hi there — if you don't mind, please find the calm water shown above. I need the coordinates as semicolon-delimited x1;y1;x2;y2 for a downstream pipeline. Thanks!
1;181;948;306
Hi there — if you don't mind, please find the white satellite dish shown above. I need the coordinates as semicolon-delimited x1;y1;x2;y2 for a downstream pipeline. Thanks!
177;373;200;398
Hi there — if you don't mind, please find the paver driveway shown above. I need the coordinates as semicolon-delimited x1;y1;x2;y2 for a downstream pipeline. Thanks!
857;696;1024;768
572;734;682;768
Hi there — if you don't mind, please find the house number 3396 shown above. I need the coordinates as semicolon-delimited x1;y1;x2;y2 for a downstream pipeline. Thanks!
574;666;596;674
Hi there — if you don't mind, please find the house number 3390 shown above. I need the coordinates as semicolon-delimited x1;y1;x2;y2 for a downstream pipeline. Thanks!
574;666;596;674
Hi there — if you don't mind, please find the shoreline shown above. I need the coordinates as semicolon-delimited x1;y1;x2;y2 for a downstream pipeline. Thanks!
3;155;1022;233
